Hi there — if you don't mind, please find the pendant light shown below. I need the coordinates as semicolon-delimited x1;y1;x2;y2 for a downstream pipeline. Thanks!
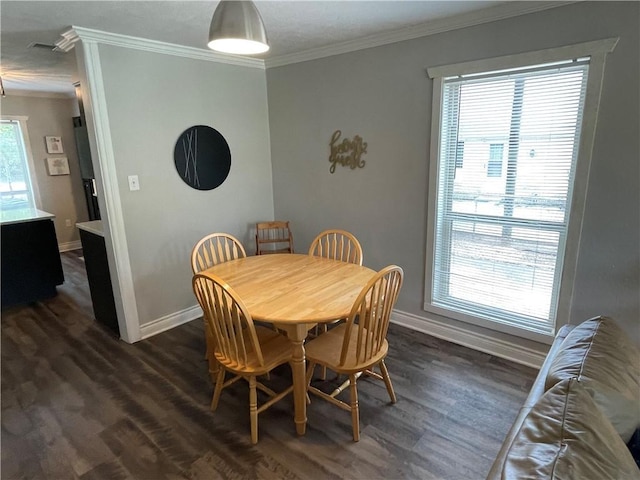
207;1;269;55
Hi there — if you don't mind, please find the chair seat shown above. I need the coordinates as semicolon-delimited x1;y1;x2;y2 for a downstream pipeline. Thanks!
305;323;389;374
215;325;291;375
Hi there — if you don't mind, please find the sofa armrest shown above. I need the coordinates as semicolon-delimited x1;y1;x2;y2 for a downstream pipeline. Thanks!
486;324;575;480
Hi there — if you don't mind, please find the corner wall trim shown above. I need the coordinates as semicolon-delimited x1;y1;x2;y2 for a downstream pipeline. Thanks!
76;39;141;343
140;305;203;340
391;309;547;368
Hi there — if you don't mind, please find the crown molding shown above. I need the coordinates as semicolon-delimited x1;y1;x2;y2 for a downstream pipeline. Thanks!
1;90;75;99
54;28;80;52
265;1;577;69
55;2;577;71
57;26;265;69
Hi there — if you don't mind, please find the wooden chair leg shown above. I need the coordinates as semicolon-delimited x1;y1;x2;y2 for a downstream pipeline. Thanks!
249;376;258;444
204;318;212;360
305;362;316;386
211;367;226;411
208;352;220;384
305;362;317;404
349;373;360;442
379;360;397;404
203;317;210;360
204;321;222;385
331;371;362;397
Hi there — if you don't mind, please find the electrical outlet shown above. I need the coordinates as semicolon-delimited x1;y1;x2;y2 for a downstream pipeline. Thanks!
128;175;140;191
65;219;72;227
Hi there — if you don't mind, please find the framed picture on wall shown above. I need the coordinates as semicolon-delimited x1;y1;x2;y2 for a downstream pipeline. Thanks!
45;136;64;154
46;157;70;175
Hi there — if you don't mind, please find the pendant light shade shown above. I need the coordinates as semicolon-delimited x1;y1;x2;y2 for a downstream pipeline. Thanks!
207;1;269;55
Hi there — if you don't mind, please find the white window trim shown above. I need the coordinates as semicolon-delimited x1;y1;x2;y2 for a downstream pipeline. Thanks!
1;115;42;209
424;38;618;344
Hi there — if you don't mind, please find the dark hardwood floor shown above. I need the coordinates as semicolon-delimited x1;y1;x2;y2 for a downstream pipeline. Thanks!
1;250;536;479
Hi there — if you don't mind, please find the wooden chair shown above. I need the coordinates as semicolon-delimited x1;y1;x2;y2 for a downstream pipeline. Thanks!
191;233;247;376
308;229;363;266
256;221;294;255
192;272;294;444
308;229;364;376
191;232;246;274
305;265;404;441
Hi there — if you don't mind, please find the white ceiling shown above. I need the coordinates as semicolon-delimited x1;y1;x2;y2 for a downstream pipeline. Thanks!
1;1;558;96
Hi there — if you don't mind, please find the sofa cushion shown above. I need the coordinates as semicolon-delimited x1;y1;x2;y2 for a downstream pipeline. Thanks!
546;316;640;442
502;378;640;480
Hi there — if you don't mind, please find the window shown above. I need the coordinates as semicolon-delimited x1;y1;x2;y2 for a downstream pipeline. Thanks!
487;143;504;177
425;39;617;340
455;141;465;169
0;117;38;210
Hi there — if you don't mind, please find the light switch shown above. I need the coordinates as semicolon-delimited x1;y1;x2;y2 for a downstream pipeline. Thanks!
128;175;140;191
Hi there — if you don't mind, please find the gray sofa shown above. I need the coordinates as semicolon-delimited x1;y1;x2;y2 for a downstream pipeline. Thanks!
487;316;640;479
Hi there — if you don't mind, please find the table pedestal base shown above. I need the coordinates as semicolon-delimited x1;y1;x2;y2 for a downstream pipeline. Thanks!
278;323;314;436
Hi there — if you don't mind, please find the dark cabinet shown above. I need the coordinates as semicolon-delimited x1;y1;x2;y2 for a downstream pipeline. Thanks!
1;216;64;307
78;225;119;336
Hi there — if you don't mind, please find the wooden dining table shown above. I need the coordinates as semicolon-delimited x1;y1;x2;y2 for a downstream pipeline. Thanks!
203;253;376;435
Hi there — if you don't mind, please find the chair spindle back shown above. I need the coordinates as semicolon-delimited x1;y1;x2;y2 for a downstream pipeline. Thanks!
255;221;294;255
191;233;246;274
193;273;265;368
340;265;403;366
308;229;363;265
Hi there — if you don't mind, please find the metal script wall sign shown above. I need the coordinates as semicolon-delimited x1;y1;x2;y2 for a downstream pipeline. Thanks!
328;130;367;174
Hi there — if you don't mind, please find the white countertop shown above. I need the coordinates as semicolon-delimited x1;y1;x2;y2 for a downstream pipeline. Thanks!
0;208;55;225
76;220;104;237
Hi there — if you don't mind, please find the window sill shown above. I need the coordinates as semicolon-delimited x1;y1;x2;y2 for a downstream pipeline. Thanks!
423;302;555;345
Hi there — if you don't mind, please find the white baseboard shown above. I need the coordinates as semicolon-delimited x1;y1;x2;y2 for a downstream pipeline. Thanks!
59;240;82;252
139;305;203;340
138;304;546;368
391;309;546;369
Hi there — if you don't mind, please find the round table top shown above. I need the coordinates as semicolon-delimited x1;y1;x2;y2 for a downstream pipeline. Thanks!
202;254;376;324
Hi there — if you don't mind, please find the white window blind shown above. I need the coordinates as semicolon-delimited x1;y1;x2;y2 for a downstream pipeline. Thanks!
0;119;37;211
431;60;589;335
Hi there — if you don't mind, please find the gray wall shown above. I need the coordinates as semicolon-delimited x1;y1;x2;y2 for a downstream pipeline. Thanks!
266;2;640;347
0;95;88;246
96;45;274;325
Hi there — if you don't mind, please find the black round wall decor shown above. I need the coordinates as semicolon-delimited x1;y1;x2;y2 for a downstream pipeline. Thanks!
174;125;231;190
